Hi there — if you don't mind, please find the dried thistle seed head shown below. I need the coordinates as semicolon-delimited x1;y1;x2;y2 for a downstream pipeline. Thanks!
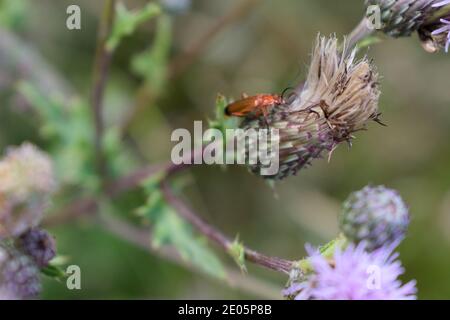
340;185;409;251
241;36;380;180
294;37;380;135
365;0;450;37
0;143;56;239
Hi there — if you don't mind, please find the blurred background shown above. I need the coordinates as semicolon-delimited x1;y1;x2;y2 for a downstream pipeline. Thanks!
1;0;450;299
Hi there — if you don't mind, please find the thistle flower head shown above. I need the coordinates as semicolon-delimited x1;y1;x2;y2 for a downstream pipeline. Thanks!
0;244;41;299
419;15;450;52
365;0;450;37
340;185;409;251
364;0;450;52
0;143;56;239
283;242;417;300
242;36;380;180
17;228;56;268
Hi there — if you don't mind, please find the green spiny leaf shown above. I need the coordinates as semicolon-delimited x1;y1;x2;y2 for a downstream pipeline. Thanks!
209;93;240;134
131;14;172;95
296;235;348;273
18;82;99;190
318;234;347;258
103;127;138;178
136;189;165;220
48;255;70;266
41;264;67;282
107;2;161;51
152;206;226;279
141;171;166;191
17;81;66;138
140;187;226;279
228;236;247;273
356;35;382;50
18;81;134;191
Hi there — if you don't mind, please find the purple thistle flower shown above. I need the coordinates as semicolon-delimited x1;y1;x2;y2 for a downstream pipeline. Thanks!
432;0;450;7
414;0;450;52
284;243;417;300
431;19;450;52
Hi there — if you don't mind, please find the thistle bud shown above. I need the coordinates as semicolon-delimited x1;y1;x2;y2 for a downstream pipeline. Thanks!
0;143;56;239
17;229;56;268
364;0;450;52
339;185;409;251
0;244;41;299
241;36;380;180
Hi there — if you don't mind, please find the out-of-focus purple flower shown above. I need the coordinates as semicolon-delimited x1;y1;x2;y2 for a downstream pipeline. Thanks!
0;288;18;300
17;228;56;268
283;243;417;300
0;244;41;300
340;185;409;251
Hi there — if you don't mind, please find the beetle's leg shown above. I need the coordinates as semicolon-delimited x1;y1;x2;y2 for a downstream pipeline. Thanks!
302;102;321;121
328;144;336;163
372;112;387;126
316;100;334;129
262;106;270;129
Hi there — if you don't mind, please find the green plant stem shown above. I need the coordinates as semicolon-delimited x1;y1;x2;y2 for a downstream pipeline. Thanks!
160;177;294;274
346;17;375;50
91;0;116;181
46;149;295;275
98;212;282;299
43;159;290;296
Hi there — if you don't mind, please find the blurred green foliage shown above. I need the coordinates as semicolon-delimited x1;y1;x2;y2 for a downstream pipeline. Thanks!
18;82;99;190
131;14;171;95
0;0;26;30
107;2;161;51
137;175;226;279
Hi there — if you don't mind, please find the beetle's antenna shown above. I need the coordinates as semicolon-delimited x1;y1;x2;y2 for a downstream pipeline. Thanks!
281;86;299;103
281;87;295;100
